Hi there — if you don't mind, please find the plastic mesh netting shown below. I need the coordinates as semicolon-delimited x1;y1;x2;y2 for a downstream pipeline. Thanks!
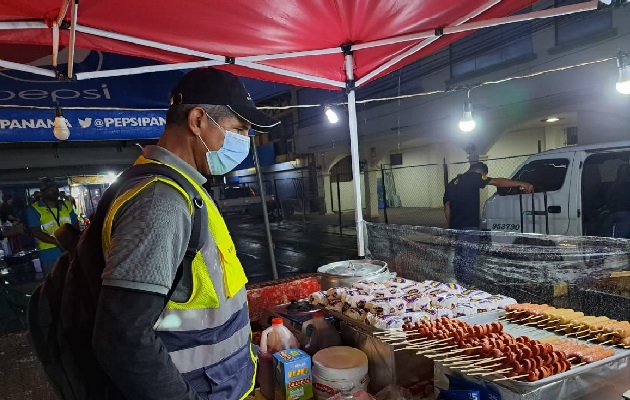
365;223;630;321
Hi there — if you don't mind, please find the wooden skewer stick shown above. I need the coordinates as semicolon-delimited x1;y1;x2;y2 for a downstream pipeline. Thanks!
424;346;481;358
440;354;479;363
417;345;458;354
493;373;529;382
411;338;451;346
575;333;592;339
469;367;512;377
413;340;454;350
574;362;586;367
402;337;435;345
469;356;506;366
462;363;504;372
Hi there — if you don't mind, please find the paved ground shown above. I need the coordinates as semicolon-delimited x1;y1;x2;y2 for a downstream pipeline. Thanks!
286;207;447;230
0;216;360;397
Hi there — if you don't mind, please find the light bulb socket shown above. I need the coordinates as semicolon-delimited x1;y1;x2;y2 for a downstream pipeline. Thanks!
55;106;64;118
463;101;473;113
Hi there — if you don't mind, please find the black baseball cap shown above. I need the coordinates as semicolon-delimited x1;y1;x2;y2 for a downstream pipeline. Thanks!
170;67;280;133
40;177;60;190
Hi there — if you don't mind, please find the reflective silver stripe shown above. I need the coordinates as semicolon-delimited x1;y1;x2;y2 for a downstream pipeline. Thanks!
168;323;251;374
41;220;57;231
41;217;72;233
155;291;247;331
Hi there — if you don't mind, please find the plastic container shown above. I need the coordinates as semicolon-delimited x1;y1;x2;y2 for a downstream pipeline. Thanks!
258;318;299;400
301;311;341;355
312;346;369;400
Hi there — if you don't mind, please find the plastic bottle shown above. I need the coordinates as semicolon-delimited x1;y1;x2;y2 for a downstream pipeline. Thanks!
301;311;342;355
258;318;299;400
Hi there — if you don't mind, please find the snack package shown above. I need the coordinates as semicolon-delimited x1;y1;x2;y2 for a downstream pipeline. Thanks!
401;293;432;311
326;287;347;299
342;289;372;309
326;299;344;313
371;287;405;299
460;289;491;299
402;311;432;324
344;307;368;322
431;293;462;309
352;280;387;293
453;303;478;317
429;306;454;319
365;297;406;316
308;291;328;307
442;282;466;294
365;313;405;330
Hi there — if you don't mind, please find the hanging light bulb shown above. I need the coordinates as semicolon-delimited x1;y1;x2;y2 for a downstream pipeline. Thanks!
458;90;476;132
616;51;630;95
324;105;339;124
53;106;70;140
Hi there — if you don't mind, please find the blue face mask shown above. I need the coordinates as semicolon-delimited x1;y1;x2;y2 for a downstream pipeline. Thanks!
200;113;251;175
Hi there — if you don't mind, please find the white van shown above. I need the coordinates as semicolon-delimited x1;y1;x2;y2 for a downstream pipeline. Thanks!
481;140;630;237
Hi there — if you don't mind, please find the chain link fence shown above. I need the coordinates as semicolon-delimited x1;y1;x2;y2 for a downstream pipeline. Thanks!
225;154;531;232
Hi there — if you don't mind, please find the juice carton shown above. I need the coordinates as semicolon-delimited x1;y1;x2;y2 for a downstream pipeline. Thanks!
273;348;313;400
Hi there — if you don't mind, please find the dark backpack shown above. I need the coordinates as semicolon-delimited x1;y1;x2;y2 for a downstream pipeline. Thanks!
28;163;208;400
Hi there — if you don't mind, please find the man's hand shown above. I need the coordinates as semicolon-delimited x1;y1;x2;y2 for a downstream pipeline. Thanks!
520;183;534;193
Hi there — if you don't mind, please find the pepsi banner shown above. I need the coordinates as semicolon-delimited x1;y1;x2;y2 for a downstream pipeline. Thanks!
0;50;289;142
0;108;166;142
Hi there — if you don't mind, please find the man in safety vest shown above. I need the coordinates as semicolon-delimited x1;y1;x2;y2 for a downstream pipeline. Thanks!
91;68;279;399
27;178;79;276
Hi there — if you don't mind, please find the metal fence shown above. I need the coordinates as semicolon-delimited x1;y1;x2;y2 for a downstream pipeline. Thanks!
367;154;531;228
229;154;531;233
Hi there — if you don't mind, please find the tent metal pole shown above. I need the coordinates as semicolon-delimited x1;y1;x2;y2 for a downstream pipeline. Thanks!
251;136;279;280
443;0;598;35
0;21;47;30
75;25;226;60
67;0;79;79
0;59;56;77
353;0;502;52
52;22;59;68
344;51;365;257
240;47;341;62
76;60;223;80
237;60;345;88
56;0;71;26
356;0;501;86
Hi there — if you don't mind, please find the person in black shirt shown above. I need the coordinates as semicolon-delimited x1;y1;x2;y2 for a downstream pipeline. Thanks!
444;162;533;286
443;162;533;229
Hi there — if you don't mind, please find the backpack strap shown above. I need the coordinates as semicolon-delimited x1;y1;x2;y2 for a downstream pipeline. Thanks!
104;163;208;302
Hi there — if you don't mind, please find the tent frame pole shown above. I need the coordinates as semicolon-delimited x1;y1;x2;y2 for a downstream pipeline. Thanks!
344;50;365;258
0;59;56;77
67;0;79;79
76;60;223;80
0;21;47;30
251;136;279;280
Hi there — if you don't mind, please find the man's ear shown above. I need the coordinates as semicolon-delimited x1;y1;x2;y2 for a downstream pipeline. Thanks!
187;107;206;137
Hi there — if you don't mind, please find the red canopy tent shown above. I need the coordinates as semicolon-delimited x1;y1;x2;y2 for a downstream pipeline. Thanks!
0;0;600;255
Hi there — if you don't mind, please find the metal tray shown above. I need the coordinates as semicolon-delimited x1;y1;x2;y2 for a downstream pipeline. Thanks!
448;310;630;393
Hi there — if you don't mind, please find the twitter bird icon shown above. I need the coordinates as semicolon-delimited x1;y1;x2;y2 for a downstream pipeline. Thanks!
78;118;92;128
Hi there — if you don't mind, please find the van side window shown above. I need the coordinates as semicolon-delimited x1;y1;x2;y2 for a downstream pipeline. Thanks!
500;158;570;195
582;152;630;237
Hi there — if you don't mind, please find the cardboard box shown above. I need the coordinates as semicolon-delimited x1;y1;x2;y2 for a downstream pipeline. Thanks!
273;349;313;400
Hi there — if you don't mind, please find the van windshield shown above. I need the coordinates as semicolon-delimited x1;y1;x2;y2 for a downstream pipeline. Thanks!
509;158;570;193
